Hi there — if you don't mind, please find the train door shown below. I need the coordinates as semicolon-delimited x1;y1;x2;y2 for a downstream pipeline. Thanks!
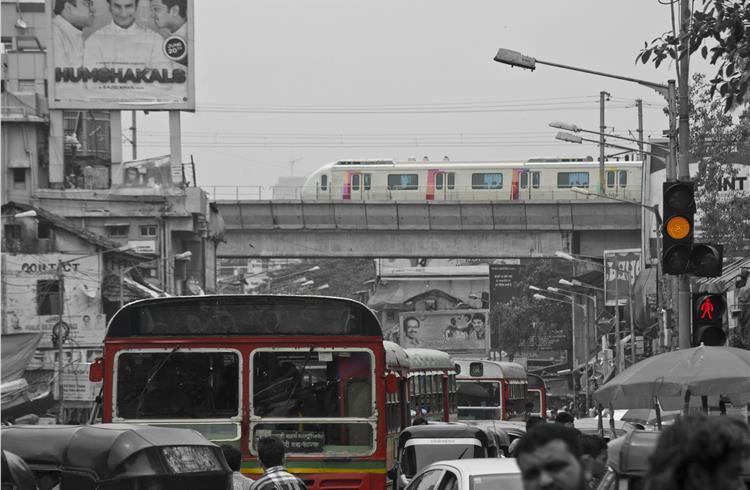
432;171;456;201
518;170;541;200
605;169;628;197
347;172;372;200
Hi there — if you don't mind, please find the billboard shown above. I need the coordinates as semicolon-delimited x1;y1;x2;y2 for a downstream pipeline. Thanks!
603;249;642;307
110;155;183;195
47;0;194;110
397;310;489;357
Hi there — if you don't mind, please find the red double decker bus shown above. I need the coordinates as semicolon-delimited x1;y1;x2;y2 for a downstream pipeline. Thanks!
90;295;393;489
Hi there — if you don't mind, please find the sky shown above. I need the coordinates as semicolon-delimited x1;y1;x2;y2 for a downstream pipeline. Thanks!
128;0;714;197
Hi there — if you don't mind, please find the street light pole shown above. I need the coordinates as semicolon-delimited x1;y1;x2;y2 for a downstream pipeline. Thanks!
599;91;607;194
56;260;65;424
493;48;690;348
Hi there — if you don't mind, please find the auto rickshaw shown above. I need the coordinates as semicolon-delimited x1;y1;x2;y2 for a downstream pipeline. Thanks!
0;424;233;490
388;423;503;490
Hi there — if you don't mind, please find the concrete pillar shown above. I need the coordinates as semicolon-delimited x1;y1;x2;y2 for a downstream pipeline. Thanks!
110;111;123;185
169;111;182;185
49;110;64;185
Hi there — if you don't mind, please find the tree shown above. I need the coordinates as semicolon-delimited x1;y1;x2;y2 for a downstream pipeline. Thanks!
638;0;750;111
494;259;573;362
690;73;750;257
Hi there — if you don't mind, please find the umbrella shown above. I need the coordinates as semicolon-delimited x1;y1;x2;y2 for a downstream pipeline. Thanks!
593;345;750;410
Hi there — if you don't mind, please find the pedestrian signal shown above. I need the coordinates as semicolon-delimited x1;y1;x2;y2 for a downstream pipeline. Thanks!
691;293;726;346
662;181;695;275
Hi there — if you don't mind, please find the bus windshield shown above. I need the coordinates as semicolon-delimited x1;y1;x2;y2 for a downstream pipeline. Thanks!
456;381;501;420
116;350;240;420
251;348;375;456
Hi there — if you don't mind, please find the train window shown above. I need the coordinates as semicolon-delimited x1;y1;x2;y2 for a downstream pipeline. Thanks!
557;172;589;188
321;175;328;191
532;172;540;188
387;174;419;190
363;173;371;190
619;170;627;188
436;173;444;190
471;173;503;189
352;174;360;191
520;172;528;189
447;173;455;190
607;171;615;188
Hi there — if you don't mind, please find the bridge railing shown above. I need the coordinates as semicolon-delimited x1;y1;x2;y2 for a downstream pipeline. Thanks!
204;185;642;202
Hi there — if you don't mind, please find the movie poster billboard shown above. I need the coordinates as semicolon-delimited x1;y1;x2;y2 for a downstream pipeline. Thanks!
47;0;194;110
603;249;642;307
398;310;489;357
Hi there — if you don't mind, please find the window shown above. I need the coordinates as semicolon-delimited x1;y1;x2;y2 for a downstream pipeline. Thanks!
387;174;418;190
447;173;455;190
606;170;615;188
472;173;503;189
363;173;371;190
4;224;21;240
351;174;360;191
12;168;26;189
436;173;455;190
531;171;540;188
520;172;528;189
320;175;328;191
106;225;129;238
116;351;240;420
436;173;444;190
619;170;628;188
37;280;61;315
140;225;157;237
557;172;589;188
38;223;51;239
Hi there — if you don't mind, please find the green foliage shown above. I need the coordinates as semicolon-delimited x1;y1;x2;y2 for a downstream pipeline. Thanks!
690;73;750;257
638;0;750;111
494;259;573;360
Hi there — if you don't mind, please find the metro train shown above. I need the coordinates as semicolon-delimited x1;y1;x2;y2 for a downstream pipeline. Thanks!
300;158;643;201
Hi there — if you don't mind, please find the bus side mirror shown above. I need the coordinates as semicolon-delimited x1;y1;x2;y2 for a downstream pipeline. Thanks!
385;373;399;394
89;357;104;382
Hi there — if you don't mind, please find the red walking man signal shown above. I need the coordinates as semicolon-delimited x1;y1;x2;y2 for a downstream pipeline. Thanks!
699;297;714;320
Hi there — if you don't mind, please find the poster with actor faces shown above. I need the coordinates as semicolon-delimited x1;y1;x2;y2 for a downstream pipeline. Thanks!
398;310;489;357
47;0;194;110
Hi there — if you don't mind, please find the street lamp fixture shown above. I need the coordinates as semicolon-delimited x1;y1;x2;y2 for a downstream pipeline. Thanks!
551;121;669;149
13;210;38;219
528;285;545;292
559;278;604;292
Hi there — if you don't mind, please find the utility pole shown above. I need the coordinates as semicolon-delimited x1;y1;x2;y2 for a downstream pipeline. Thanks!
636;99;644;163
599;91;607;193
130;111;137;160
677;0;692;349
56;260;65;424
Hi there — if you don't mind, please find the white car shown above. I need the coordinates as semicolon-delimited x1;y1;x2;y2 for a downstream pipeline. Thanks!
404;458;523;490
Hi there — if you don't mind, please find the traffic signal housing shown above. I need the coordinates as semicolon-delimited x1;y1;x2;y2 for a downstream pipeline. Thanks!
691;293;727;346
689;244;724;277
662;181;695;275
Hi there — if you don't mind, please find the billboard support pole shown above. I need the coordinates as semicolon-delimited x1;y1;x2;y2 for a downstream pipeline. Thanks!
110;111;123;185
169;111;183;184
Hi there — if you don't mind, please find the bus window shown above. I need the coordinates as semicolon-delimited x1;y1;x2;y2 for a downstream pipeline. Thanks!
251;348;375;456
456;381;501;420
116;351;240;420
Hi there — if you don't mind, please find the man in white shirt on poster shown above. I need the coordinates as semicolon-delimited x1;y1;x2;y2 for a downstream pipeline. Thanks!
51;0;94;67
83;0;169;70
151;0;187;38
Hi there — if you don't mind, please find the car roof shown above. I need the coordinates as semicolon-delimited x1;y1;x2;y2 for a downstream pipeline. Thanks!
430;458;520;475
399;423;490;440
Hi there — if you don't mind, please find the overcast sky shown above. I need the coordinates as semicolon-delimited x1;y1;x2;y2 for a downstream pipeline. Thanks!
129;0;713;194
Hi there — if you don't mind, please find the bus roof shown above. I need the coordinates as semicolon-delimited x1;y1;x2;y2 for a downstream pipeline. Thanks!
405;348;455;372
384;341;410;370
454;359;527;380
106;295;383;338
